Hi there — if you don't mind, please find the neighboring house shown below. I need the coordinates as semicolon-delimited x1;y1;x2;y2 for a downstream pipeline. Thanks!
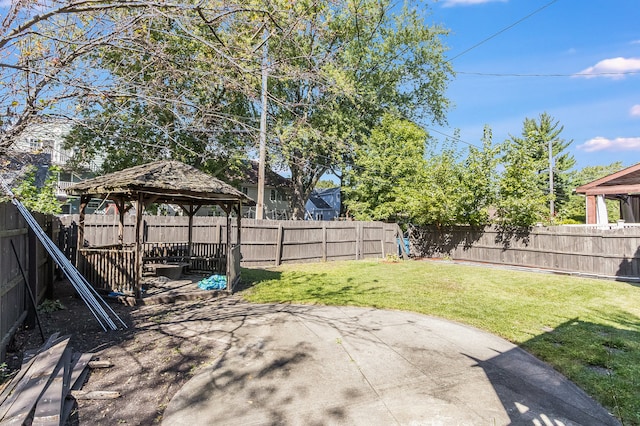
305;187;341;221
199;160;292;219
575;162;640;225
9;119;102;214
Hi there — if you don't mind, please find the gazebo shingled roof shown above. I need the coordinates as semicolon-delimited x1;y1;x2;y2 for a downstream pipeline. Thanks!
68;160;254;205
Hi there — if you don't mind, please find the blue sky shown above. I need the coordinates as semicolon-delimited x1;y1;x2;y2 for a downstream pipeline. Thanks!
426;0;640;170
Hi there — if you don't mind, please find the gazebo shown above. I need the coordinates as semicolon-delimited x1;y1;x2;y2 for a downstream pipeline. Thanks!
67;160;253;298
575;162;640;225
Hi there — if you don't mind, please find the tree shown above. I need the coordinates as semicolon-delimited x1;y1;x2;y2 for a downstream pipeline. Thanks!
12;165;62;214
496;113;575;226
454;126;500;226
400;128;499;227
344;113;427;222
346;121;500;227
315;180;338;189
64;1;266;175
0;0;186;157
63;0;453;218
268;1;453;218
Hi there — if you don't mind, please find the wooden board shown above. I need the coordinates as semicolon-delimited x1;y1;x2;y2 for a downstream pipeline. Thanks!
0;336;70;424
32;347;71;425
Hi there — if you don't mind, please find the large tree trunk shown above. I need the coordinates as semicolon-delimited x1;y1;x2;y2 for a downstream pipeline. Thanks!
290;166;308;220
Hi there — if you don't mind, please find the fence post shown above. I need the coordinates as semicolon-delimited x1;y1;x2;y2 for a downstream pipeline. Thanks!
275;223;284;266
322;223;327;262
355;222;361;260
380;226;385;258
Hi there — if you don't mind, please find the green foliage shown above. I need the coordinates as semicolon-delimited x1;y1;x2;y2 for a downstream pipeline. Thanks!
315;180;338;190
497;113;575;226
12;165;62;214
346;122;500;227
344;113;427;222
0;362;11;385
497;136;548;226
64;0;453;219
37;299;66;313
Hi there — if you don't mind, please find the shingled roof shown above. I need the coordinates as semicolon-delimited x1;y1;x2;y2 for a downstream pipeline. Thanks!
67;160;254;205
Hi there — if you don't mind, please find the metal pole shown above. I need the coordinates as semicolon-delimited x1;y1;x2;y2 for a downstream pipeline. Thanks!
257;28;268;220
548;137;554;218
10;240;45;343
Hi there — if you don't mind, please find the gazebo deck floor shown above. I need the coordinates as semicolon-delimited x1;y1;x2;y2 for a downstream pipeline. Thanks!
129;274;228;305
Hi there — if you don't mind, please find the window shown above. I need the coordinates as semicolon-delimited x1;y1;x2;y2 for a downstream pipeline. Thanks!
241;187;248;195
270;189;277;201
28;138;39;151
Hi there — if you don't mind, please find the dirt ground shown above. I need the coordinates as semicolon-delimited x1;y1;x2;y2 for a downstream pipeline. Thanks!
2;277;234;425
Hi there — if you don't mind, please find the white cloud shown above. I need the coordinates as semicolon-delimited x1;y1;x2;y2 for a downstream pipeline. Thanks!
631;105;640;117
578;136;640;152
441;0;507;7
575;57;640;79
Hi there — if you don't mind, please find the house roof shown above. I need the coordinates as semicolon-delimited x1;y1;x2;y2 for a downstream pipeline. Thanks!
575;162;640;196
67;160;254;205
307;195;332;210
314;187;340;196
235;160;290;189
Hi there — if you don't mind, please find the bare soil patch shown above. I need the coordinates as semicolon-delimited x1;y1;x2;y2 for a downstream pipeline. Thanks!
2;278;232;425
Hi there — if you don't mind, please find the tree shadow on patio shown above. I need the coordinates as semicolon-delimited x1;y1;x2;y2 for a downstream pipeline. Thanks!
467;310;639;425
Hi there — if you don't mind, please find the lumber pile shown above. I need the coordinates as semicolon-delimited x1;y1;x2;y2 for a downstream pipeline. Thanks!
0;334;117;425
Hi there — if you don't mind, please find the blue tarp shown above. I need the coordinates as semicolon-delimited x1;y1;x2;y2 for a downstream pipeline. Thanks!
197;274;227;290
397;237;410;256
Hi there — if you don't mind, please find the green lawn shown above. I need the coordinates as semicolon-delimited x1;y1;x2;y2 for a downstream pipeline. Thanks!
240;259;640;425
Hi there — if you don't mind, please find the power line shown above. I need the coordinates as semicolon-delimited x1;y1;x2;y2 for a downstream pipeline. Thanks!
457;70;640;78
425;126;481;148
447;0;560;63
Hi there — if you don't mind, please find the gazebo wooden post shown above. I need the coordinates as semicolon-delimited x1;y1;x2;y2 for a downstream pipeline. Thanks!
76;195;90;269
134;193;144;299
236;201;242;246
219;202;233;290
115;197;126;246
180;204;201;267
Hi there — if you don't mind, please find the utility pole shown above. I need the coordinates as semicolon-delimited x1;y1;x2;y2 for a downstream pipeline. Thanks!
256;28;268;220
548;137;554;218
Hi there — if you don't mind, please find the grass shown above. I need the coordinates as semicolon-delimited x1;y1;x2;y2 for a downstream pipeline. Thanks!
240;260;640;425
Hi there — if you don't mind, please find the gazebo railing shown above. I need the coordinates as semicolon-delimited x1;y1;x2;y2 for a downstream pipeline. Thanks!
78;247;136;294
142;242;190;263
142;242;227;274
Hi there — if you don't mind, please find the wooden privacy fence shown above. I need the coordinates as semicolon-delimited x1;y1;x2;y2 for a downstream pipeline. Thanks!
0;202;58;362
410;224;640;280
58;215;402;267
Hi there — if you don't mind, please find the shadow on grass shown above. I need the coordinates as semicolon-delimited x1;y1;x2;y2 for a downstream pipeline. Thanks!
472;310;639;425
234;268;283;292
240;267;386;306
